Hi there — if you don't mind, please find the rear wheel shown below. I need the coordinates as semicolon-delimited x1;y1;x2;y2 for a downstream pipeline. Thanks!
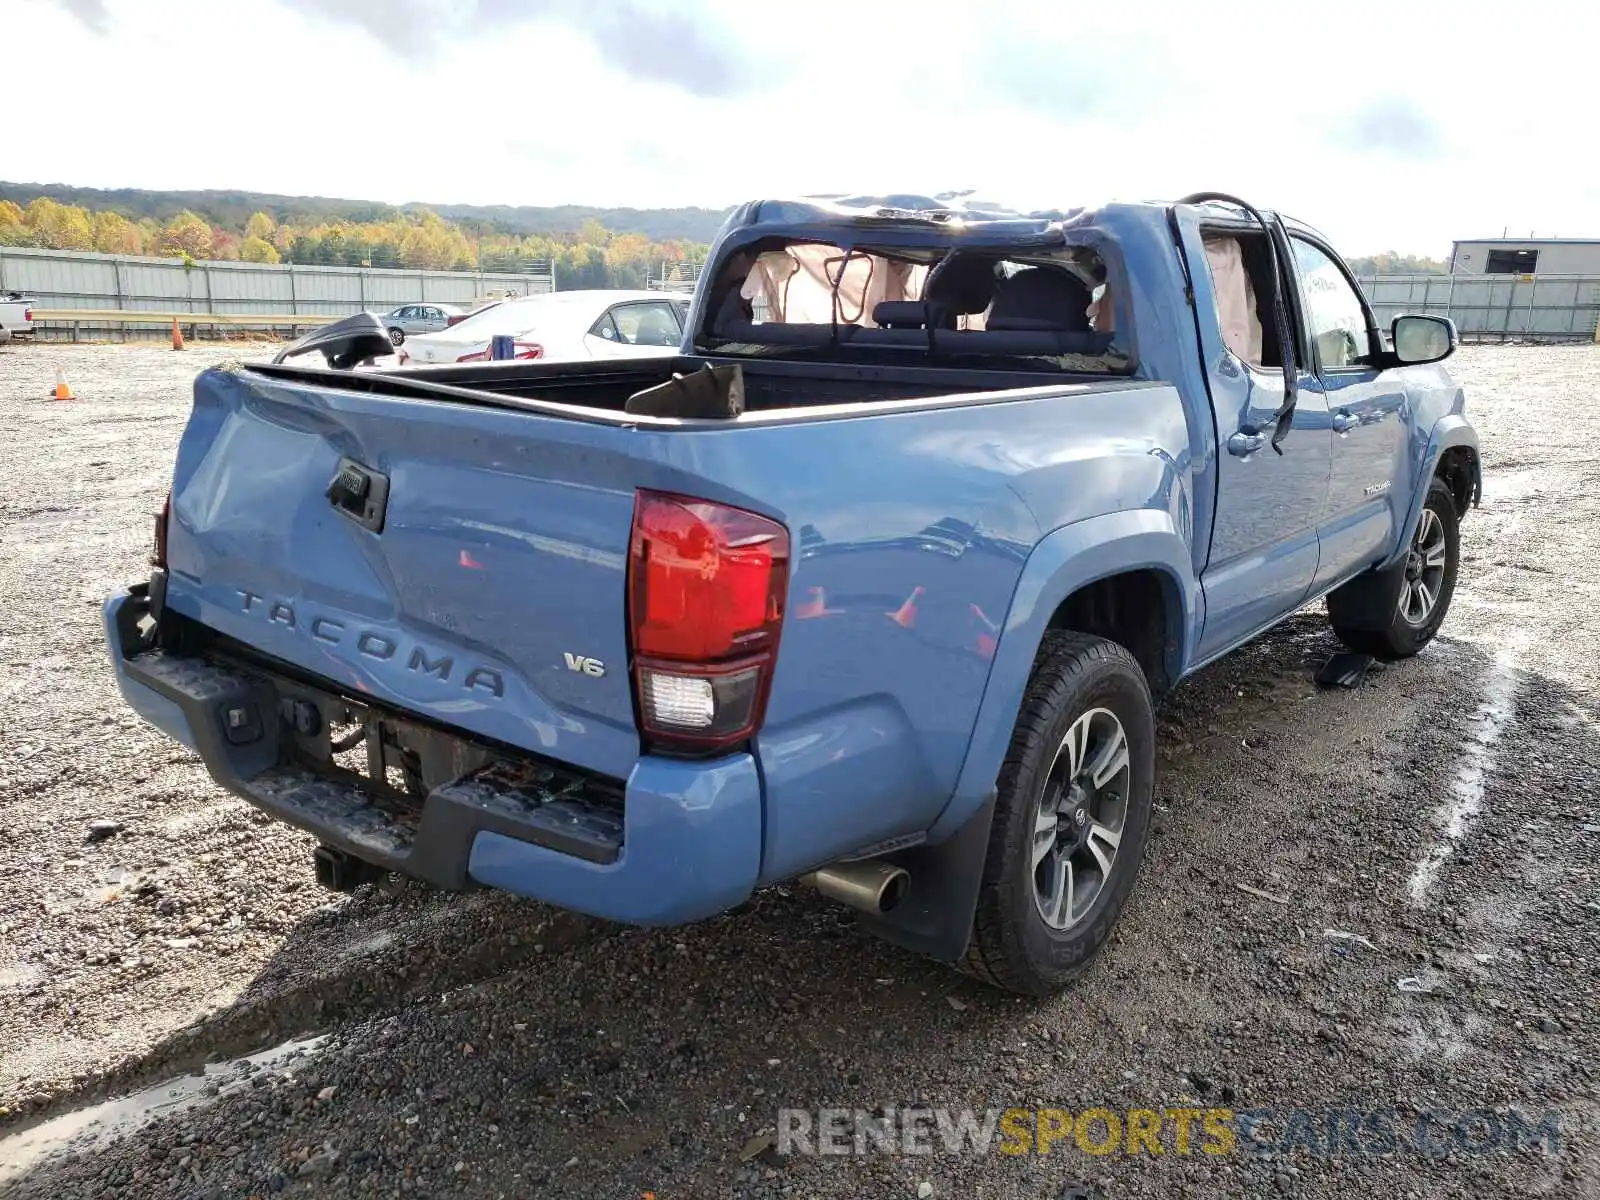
962;632;1154;995
1328;478;1460;659
388;327;405;347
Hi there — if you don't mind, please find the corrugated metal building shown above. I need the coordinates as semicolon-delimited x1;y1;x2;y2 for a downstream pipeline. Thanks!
1449;238;1600;275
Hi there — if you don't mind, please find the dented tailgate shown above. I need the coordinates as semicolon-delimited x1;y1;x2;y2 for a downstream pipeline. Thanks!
162;364;646;781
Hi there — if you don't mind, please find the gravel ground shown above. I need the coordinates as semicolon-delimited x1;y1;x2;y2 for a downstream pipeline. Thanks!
0;339;1597;1199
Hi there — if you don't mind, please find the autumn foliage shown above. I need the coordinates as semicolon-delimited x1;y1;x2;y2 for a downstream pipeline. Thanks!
0;197;707;287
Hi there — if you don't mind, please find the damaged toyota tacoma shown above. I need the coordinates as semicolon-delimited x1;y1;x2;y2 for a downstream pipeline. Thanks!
104;192;1481;994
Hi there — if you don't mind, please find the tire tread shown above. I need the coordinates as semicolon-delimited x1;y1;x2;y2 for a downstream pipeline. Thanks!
1329;478;1460;659
959;631;1149;993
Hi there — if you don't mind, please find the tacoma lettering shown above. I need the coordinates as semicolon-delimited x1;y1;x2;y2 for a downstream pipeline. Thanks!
236;592;503;699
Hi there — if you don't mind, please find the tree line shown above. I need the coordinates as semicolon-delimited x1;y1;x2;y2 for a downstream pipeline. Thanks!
1345;251;1448;276
0;184;730;244
0;197;709;287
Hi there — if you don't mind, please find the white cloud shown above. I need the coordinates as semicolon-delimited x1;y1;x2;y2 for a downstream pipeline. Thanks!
11;0;1600;253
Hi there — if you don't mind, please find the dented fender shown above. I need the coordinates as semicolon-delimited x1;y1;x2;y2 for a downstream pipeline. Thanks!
1380;413;1481;571
926;508;1198;843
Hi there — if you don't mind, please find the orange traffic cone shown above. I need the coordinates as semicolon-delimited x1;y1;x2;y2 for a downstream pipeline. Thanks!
50;367;75;401
886;585;924;629
793;586;842;619
171;318;185;351
970;603;999;659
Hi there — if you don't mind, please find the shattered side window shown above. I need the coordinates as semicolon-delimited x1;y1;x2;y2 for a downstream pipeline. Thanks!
1291;238;1370;369
1203;234;1266;366
709;239;1131;373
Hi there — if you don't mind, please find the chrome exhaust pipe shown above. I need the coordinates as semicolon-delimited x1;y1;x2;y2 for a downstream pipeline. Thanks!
801;860;910;915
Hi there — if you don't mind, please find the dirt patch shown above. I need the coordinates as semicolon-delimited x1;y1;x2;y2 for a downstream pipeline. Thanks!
0;342;1596;1198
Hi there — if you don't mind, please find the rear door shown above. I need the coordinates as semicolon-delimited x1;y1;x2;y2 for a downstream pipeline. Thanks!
1174;214;1333;662
592;300;684;358
583;310;624;356
1288;235;1410;590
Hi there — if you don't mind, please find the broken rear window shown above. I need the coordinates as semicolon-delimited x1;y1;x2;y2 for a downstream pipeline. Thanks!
699;239;1130;374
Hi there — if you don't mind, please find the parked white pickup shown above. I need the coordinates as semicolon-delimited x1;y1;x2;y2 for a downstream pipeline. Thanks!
0;293;35;342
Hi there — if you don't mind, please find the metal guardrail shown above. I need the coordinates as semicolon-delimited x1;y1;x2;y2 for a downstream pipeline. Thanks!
28;308;339;341
31;308;336;325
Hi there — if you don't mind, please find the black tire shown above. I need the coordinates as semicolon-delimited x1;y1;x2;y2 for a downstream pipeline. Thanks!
961;631;1155;995
388;327;405;347
1328;478;1460;659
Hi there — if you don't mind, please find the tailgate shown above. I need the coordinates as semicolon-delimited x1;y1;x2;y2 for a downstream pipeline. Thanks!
163;365;650;780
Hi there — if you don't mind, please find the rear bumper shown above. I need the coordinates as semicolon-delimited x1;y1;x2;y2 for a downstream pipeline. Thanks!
103;588;762;925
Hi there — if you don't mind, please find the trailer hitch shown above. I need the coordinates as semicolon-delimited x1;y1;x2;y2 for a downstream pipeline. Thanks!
312;844;385;893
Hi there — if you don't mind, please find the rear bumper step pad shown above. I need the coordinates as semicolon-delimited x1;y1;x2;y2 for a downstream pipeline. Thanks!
103;587;766;925
105;592;623;889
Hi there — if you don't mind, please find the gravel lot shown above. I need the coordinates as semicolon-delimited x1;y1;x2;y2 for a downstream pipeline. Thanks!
1;339;1597;1199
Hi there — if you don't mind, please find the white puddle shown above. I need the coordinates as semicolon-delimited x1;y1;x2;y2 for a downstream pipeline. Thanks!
1407;644;1521;904
1479;466;1542;506
0;1035;326;1185
1400;1008;1488;1065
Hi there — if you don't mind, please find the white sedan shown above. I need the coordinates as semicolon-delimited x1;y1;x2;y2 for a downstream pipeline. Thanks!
398;290;689;365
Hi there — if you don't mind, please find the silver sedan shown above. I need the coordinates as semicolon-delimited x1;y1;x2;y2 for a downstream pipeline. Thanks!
376;304;464;346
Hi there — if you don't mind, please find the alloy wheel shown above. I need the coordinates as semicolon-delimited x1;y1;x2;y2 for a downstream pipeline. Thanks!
1029;706;1131;931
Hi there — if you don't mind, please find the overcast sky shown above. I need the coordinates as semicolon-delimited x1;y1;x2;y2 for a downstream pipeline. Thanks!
11;0;1597;255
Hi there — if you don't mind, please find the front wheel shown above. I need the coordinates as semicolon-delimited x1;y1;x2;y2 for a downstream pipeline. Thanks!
962;632;1154;995
388;327;405;347
1328;478;1460;659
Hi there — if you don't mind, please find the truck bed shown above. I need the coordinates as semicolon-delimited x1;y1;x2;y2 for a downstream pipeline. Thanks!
256;353;1130;421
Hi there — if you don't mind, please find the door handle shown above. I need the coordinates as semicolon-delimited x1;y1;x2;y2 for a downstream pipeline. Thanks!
1332;410;1357;433
1227;431;1265;457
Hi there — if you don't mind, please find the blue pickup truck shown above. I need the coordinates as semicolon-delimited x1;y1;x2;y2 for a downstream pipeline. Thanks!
104;192;1480;994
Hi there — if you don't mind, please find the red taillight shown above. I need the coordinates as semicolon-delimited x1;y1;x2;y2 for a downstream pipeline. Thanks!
627;491;789;754
151;493;170;568
457;341;543;364
23;308;32;323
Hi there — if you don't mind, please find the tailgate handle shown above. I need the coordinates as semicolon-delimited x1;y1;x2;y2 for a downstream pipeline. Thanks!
325;457;389;533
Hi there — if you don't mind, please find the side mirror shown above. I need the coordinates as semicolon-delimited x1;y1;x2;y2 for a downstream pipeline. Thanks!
272;312;395;371
1391;314;1457;366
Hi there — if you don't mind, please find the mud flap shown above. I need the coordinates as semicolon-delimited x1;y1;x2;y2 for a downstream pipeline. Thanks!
1325;554;1408;632
855;793;996;963
1316;650;1380;689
